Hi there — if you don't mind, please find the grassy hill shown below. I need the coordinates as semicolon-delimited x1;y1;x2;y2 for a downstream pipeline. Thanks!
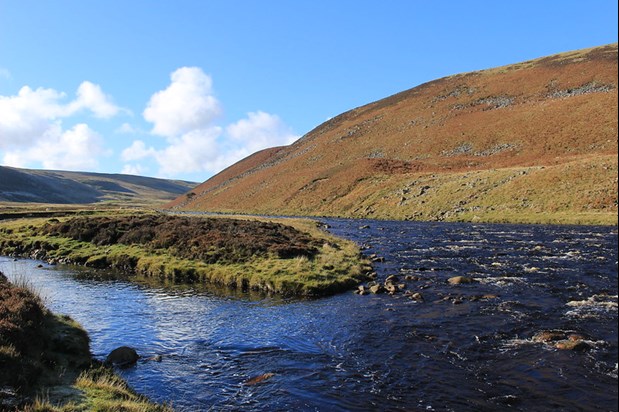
167;43;618;225
0;166;196;207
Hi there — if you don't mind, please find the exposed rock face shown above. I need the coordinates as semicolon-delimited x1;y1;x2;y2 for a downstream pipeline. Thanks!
105;346;140;367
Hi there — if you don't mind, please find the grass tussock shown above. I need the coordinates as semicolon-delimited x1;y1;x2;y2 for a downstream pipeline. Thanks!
0;272;48;391
0;213;371;297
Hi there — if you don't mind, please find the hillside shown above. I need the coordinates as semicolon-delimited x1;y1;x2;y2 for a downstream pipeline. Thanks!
0;166;196;206
167;44;618;224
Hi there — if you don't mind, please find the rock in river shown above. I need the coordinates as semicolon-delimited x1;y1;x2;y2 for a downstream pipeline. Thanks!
105;346;140;367
532;330;565;343
447;276;475;285
554;339;590;351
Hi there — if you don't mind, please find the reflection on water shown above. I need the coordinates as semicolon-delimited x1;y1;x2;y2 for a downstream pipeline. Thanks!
1;220;617;411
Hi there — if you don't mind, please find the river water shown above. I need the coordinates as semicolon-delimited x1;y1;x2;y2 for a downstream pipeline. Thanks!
1;219;617;411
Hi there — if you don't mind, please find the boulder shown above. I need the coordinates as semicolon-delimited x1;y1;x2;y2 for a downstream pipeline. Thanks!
105;346;140;367
555;339;590;351
385;283;398;294
532;331;565;343
369;284;385;294
447;276;474;285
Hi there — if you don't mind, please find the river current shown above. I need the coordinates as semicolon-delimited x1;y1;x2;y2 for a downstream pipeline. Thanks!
1;219;617;411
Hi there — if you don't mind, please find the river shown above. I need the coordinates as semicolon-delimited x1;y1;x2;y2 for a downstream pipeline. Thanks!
1;219;617;411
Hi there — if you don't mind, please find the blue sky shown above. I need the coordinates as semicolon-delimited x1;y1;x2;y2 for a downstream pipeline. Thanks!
1;0;617;182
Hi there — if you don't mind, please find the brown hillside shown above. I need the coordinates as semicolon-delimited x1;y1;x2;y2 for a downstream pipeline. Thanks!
167;44;618;224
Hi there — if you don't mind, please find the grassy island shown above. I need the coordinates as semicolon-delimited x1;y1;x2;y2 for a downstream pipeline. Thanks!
0;272;170;411
0;212;371;297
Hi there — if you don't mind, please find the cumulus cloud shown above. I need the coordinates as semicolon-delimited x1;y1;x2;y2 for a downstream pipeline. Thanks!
121;140;157;162
0;80;123;171
69;81;122;118
0;81;122;151
154;128;224;175
2;123;107;171
135;67;298;178
226;111;298;154
131;110;298;178
0;86;68;147
143;67;221;137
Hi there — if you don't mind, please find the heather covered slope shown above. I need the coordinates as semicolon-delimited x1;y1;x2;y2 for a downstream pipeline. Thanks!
0;166;196;205
168;44;618;224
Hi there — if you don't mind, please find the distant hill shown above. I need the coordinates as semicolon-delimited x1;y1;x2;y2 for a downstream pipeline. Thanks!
167;43;618;225
0;166;197;205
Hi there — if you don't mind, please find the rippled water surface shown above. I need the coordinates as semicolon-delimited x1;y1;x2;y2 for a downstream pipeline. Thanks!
1;219;617;411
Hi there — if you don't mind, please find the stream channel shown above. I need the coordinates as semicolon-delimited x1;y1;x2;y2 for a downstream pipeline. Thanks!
1;218;617;411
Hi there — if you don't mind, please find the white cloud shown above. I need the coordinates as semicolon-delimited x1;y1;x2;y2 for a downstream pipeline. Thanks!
0;82;123;151
2;123;107;171
130;110;298;178
124;67;299;179
226;111;298;154
0;86;68;147
69;81;122;118
121;140;156;161
154;128;223;175
141;67;297;178
143;67;221;137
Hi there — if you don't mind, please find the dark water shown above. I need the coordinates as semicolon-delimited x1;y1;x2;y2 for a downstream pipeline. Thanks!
1;219;617;411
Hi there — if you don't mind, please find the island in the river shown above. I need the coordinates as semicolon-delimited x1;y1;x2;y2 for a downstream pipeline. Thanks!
0;212;372;297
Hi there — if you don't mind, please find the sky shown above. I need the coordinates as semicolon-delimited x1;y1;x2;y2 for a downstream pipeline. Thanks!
1;1;617;182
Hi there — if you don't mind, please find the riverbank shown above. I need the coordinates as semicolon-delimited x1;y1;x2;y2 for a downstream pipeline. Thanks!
0;211;372;297
0;271;170;411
